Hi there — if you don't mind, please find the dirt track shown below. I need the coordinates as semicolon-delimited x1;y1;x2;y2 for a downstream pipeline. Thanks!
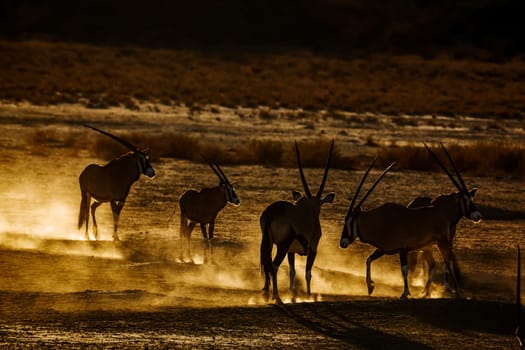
0;103;524;348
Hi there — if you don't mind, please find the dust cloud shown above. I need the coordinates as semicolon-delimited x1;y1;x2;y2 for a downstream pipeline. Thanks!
0;119;521;312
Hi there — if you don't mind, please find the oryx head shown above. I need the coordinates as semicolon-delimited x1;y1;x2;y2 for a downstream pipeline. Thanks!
85;124;155;178
340;159;395;248
425;143;481;222
292;140;336;215
135;149;155;178
205;159;240;206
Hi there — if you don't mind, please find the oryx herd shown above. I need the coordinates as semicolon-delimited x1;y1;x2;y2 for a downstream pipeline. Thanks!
77;125;483;303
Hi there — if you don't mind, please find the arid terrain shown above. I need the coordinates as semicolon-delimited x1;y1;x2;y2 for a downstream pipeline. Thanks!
2;2;525;347
0;101;524;349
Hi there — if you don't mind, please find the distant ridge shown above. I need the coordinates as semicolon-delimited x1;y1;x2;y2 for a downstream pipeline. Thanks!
1;0;524;56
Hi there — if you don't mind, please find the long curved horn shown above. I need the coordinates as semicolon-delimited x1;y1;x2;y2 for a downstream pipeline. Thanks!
295;141;312;197
316;139;334;198
355;161;396;209
348;157;377;214
424;143;463;192
215;163;231;184
84;124;138;151
440;143;469;193
202;156;225;182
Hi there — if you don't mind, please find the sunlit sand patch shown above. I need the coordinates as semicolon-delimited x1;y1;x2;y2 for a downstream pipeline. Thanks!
281;296;293;304
0;232;123;259
51;241;123;260
410;272;427;288
429;287;445;299
247;296;266;305
0;232;40;251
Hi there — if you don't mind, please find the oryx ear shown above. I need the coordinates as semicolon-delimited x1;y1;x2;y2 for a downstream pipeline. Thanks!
469;188;477;198
292;191;303;201
321;192;335;205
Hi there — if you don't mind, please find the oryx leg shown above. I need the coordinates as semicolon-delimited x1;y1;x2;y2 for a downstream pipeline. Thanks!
200;223;213;264
366;249;384;295
399;248;411;299
420;248;436;298
179;213;189;262
208;221;215;240
287;253;296;297
200;223;208;239
208;222;215;259
262;249;272;301
90;201;103;240
437;239;462;298
262;271;271;301
110;200;125;241
272;239;294;303
83;192;91;240
185;222;196;263
443;225;458;292
305;249;317;297
407;251;419;275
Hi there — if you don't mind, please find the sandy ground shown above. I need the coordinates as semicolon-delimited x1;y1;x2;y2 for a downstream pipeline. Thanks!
0;103;524;348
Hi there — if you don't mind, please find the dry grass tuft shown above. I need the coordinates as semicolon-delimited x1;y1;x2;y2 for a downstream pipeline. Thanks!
233;140;285;166
376;142;525;178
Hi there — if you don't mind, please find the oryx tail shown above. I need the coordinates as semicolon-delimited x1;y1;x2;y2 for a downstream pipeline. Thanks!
259;211;273;276
78;190;90;230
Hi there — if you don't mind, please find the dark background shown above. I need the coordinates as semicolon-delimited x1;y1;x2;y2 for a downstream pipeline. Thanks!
1;0;524;57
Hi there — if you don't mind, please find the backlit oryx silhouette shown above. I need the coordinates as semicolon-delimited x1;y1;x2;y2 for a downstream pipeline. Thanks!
178;159;240;263
78;125;155;241
260;140;335;303
340;143;481;299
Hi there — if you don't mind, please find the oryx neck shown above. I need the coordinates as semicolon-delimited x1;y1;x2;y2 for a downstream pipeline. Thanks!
354;216;363;242
296;197;321;216
432;194;463;225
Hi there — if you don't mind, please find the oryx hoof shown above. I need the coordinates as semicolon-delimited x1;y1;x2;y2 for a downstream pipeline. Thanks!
262;289;270;302
400;292;410;300
444;283;454;294
418;290;429;299
367;281;375;295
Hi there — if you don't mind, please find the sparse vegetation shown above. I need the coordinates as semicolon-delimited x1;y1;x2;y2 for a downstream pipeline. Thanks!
1;40;525;119
376;142;525;178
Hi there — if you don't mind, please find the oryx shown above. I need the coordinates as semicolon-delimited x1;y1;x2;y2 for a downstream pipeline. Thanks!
78;125;155;241
340;143;481;299
178;160;240;263
260;140;335;303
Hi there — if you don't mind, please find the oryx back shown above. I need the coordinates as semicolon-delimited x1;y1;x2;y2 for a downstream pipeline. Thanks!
79;153;139;202
180;187;227;224
358;203;450;253
263;200;321;255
